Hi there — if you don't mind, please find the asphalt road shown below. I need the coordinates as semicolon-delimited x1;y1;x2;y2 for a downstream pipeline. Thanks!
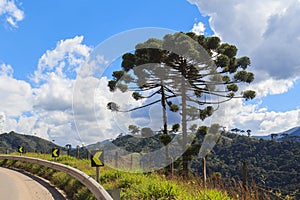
0;167;66;200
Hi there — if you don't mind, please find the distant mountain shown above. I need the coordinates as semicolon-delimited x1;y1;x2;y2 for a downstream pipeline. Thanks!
86;134;164;153
289;126;300;136
85;138;113;150
253;126;300;142
0;131;60;154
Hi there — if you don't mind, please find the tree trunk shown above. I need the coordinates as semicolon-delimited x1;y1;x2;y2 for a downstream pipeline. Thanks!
160;84;170;173
161;84;168;135
202;157;207;188
181;73;189;178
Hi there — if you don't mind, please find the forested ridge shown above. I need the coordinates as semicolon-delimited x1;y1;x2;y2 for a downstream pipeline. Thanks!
190;132;299;198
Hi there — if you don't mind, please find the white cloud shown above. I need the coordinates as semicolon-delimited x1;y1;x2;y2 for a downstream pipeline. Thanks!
0;35;138;146
0;36;93;145
73;76;115;144
0;112;6;133
188;0;300;135
0;63;13;77
33;36;91;83
188;0;292;53
210;95;300;136
247;76;296;98
0;65;33;117
251;2;300;79
0;0;25;27
191;21;205;35
73;74;145;145
77;54;109;78
188;0;300;80
33;73;73;112
232;106;300;136
30;36;94;144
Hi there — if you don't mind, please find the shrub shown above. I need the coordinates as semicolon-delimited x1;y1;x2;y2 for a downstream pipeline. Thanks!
52;172;71;190
74;187;95;200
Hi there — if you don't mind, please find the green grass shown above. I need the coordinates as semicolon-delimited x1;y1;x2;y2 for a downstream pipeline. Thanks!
0;153;231;200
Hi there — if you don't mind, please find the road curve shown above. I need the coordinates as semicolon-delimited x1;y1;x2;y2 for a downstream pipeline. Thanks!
0;167;66;200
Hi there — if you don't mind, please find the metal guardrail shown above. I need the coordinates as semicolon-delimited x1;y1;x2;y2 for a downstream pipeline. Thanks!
0;155;113;200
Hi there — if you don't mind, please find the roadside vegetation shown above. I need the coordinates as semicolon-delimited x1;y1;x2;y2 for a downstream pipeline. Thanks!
0;152;231;200
2;151;295;199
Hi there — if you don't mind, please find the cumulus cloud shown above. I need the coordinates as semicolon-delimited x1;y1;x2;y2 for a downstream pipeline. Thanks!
33;36;91;83
187;0;300;135
252;2;300;79
0;64;33;117
0;63;13;77
0;112;6;133
72;75;112;144
207;93;300;136
30;36;98;144
211;72;300;136
33;73;73;112
0;35;139;145
226;100;300;136
0;0;25;27
249;77;296;98
188;0;290;52
188;0;300;81
0;36;93;145
73;74;145;145
191;21;205;35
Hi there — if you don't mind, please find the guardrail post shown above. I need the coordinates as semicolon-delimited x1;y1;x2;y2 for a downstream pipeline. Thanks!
96;166;100;183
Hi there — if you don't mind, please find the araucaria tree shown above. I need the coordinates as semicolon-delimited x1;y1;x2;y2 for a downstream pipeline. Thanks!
107;32;255;177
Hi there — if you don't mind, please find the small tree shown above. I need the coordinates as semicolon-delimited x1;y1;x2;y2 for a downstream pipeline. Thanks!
141;127;154;137
246;129;251;137
65;144;72;156
172;123;180;132
231;128;241;134
271;133;278;140
128;125;140;135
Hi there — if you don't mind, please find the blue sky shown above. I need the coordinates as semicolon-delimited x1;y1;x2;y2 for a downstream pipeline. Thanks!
0;0;212;81
0;0;299;145
260;80;300;112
